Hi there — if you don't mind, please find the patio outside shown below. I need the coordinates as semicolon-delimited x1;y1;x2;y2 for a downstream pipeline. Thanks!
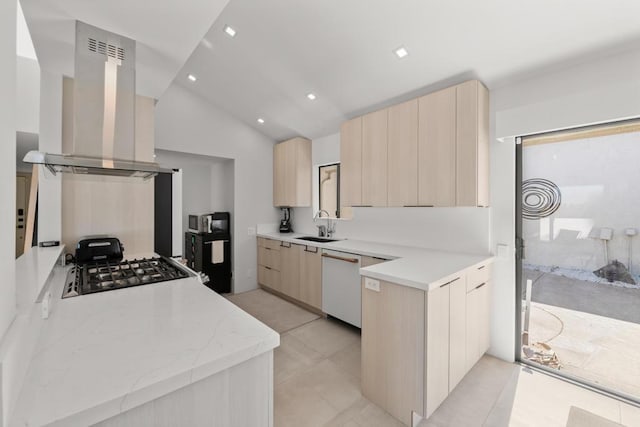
520;127;640;400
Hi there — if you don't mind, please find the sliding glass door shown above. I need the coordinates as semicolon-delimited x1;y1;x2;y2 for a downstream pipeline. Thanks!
516;120;640;403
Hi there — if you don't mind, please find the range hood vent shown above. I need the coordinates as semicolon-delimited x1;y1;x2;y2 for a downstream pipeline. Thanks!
23;21;172;179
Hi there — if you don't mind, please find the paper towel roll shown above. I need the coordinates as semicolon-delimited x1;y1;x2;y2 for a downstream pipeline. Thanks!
211;240;224;264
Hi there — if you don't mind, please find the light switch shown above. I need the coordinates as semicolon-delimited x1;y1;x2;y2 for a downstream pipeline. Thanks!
247;227;256;236
364;277;380;292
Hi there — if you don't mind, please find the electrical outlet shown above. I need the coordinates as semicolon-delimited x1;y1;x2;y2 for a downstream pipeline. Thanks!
364;277;380;292
247;227;256;236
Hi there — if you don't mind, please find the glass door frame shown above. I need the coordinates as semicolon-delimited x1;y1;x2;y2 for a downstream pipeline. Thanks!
514;128;640;406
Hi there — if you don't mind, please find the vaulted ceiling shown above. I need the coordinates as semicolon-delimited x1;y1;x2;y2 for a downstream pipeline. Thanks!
22;0;640;141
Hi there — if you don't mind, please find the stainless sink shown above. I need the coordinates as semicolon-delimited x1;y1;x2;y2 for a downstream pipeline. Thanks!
296;236;340;243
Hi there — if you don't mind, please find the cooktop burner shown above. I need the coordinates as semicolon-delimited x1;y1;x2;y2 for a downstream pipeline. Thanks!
63;257;191;298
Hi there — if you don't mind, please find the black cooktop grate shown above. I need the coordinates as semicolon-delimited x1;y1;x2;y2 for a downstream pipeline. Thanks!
79;257;189;295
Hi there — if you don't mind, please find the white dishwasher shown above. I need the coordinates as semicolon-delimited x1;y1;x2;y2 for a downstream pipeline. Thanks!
322;249;362;328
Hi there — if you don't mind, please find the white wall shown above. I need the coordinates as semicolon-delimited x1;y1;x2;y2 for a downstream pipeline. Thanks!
0;0;17;343
15;57;39;134
155;84;279;293
522;132;640;273
294;133;492;254
154;149;234;256
490;46;640;362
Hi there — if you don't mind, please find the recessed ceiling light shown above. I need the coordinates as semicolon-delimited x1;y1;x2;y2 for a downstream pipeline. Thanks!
394;46;409;59
257;118;265;124
224;25;237;37
306;93;317;101
188;74;197;82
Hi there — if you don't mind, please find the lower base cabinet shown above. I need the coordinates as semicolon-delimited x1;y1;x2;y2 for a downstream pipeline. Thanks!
257;238;322;311
362;263;492;426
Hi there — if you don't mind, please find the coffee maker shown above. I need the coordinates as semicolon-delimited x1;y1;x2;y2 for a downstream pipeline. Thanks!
279;207;293;233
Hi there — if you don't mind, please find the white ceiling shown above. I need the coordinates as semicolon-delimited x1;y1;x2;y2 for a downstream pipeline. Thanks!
21;0;230;98
176;0;640;141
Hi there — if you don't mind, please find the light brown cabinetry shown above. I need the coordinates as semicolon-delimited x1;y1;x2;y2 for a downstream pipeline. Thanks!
299;245;322;310
418;87;456;207
388;100;418;207
257;238;282;292
257;238;322;311
279;242;301;300
456;80;490;207
362;109;388;207
339;80;489;209
465;264;491;370
361;279;425;426
340;118;363;208
361;261;492;425
273;137;312;207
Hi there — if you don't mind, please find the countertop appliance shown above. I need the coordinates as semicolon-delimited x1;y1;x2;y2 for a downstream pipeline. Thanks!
279;207;293;233
62;237;192;298
188;212;230;235
321;249;362;328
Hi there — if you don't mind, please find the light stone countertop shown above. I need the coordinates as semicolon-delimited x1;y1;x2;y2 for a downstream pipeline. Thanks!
10;264;280;426
257;232;495;291
15;245;65;311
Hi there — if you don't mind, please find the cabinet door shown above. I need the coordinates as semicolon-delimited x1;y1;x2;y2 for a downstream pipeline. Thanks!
283;140;298;206
387;99;418;207
340;117;363;207
466;284;481;370
273;143;285;206
293;138;312;207
425;282;450;417
418;87;456;207
479;281;491;356
280;242;301;299
362;109;388;207
299;245;322;309
362;279;425;426
448;276;467;392
456;80;490;207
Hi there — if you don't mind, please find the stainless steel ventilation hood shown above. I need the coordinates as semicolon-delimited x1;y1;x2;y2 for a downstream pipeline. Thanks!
23;21;171;179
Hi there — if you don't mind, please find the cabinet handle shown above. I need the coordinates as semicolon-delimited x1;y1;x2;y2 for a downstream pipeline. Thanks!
264;247;272;251
477;265;486;270
351;205;373;207
403;205;434;207
304;246;318;253
280;241;291;248
475;282;486;290
322;253;358;263
265;266;272;271
440;277;460;288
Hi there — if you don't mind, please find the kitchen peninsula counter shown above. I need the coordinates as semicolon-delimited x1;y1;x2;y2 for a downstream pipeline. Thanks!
10;265;279;426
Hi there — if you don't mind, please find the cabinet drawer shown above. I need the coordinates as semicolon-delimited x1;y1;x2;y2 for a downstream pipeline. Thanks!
258;265;281;289
258;246;281;270
257;237;266;248
264;238;282;251
466;263;491;292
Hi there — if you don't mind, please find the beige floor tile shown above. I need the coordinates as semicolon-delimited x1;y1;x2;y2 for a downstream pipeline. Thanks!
289;318;360;358
274;333;325;385
287;359;362;413
328;341;361;380
275;376;337;427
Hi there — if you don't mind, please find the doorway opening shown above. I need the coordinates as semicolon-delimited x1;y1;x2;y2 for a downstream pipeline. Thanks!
516;119;640;403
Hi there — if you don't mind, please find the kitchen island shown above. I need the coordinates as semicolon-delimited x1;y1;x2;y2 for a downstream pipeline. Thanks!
9;258;279;427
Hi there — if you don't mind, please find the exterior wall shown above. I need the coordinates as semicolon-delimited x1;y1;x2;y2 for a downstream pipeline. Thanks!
522;132;640;274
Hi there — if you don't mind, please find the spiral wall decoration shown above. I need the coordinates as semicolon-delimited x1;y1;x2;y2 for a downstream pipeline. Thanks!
522;178;561;220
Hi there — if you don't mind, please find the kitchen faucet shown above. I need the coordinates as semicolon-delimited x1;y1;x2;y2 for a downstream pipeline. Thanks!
314;210;336;238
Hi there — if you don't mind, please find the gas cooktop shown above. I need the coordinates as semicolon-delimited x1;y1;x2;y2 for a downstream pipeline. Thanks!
62;256;191;298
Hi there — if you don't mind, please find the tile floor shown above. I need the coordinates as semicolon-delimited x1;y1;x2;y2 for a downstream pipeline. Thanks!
275;316;640;427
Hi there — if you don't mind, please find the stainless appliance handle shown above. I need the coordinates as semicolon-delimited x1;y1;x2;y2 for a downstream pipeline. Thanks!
322;253;358;263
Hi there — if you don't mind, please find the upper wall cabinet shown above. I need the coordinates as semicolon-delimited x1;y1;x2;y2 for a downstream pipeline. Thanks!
456;80;490;207
340;117;363;208
362;109;388;207
418;86;456;207
340;80;490;209
273;137;312;207
388;99;418;207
